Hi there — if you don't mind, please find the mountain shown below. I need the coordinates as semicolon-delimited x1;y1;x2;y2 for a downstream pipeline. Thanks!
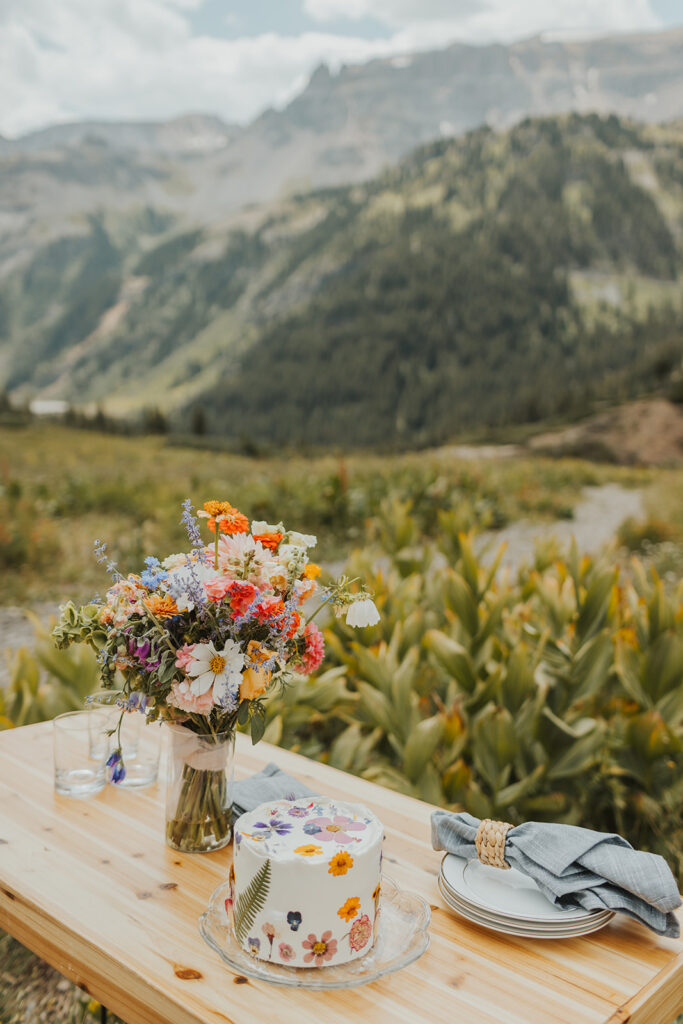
1;27;683;273
2;113;682;447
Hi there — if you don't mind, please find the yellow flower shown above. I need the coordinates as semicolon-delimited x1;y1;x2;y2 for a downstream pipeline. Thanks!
294;844;323;857
337;896;360;921
303;563;321;580
239;641;274;700
328;851;354;876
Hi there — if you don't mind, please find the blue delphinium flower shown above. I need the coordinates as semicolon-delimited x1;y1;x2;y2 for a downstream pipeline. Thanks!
106;750;126;784
140;556;168;589
303;822;321;835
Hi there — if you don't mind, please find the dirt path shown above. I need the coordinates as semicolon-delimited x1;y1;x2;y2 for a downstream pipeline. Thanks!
477;483;644;572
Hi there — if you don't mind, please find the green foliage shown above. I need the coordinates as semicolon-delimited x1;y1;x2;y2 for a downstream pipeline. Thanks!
275;512;683;878
201;114;683;447
233;859;271;945
1;613;100;729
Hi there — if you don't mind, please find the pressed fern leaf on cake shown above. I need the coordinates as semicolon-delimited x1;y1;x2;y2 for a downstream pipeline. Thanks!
233;859;271;945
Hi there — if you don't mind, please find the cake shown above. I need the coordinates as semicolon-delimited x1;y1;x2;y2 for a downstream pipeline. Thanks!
230;796;383;967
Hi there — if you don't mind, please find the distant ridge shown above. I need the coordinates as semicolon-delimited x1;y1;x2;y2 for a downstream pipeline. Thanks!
1;25;683;238
2;113;682;448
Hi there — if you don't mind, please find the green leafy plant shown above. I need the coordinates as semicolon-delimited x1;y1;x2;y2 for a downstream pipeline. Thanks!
1;612;99;729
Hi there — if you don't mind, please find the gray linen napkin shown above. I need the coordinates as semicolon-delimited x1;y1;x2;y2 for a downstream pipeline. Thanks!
432;811;681;937
232;762;317;821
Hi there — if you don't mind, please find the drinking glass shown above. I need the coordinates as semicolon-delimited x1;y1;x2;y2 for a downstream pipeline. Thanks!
88;691;161;789
54;710;109;798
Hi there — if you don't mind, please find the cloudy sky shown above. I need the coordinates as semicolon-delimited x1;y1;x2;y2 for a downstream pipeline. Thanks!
1;0;680;138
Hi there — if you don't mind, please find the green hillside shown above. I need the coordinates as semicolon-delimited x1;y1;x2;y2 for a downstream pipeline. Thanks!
204;115;683;446
1;114;682;447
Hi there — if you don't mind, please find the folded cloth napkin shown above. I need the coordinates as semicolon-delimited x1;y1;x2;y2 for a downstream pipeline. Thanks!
232;763;318;821
432;811;681;937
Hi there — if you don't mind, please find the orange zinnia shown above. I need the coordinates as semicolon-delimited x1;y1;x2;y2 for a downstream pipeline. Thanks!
203;500;227;516
253;531;283;551
203;501;249;536
144;594;178;619
303;563;321;580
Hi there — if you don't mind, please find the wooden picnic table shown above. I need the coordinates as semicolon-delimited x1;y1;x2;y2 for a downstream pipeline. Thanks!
0;721;681;1024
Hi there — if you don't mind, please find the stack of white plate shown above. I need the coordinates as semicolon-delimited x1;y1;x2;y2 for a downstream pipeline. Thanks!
439;854;614;938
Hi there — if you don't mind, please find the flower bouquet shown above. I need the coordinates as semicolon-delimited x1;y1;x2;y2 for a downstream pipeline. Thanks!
53;499;379;853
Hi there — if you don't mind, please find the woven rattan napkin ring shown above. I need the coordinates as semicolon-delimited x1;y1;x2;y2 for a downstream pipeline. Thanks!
475;818;514;869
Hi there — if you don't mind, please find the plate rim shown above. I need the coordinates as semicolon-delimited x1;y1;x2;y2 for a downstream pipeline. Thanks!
439;870;612;928
441;854;608;924
199;874;431;989
437;877;614;939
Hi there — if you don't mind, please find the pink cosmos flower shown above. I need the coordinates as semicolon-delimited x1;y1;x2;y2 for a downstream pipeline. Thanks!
167;680;215;715
175;643;196;672
204;577;232;602
307;815;367;843
302;931;337;966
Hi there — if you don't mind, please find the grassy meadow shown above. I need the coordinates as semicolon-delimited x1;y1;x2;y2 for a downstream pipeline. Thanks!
0;421;678;606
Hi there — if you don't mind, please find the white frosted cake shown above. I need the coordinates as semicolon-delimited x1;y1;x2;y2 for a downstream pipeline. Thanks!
229;796;383;967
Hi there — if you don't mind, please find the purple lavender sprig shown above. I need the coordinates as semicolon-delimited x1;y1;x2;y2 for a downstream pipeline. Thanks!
93;539;122;581
181;499;203;550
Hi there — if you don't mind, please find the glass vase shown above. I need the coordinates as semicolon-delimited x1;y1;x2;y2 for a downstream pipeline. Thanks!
165;725;235;853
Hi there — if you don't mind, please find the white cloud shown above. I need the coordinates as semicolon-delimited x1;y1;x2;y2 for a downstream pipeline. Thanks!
0;0;663;138
306;0;659;38
305;0;475;22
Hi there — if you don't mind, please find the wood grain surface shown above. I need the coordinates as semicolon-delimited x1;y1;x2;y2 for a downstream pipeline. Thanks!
0;722;681;1024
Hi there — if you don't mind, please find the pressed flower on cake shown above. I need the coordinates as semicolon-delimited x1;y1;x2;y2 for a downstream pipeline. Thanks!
348;914;372;951
337;896;361;921
253;817;293;838
294;843;323;857
308;814;366;843
328;851;354;875
302;931;338;966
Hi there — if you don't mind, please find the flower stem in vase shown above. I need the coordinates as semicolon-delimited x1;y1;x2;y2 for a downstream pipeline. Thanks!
165;728;234;853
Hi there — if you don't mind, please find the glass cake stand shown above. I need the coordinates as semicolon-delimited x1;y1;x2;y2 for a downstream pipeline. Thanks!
198;876;431;989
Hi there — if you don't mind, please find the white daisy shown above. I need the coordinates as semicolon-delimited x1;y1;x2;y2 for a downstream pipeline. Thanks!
346;598;380;628
187;640;245;698
286;531;317;549
251;520;285;535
